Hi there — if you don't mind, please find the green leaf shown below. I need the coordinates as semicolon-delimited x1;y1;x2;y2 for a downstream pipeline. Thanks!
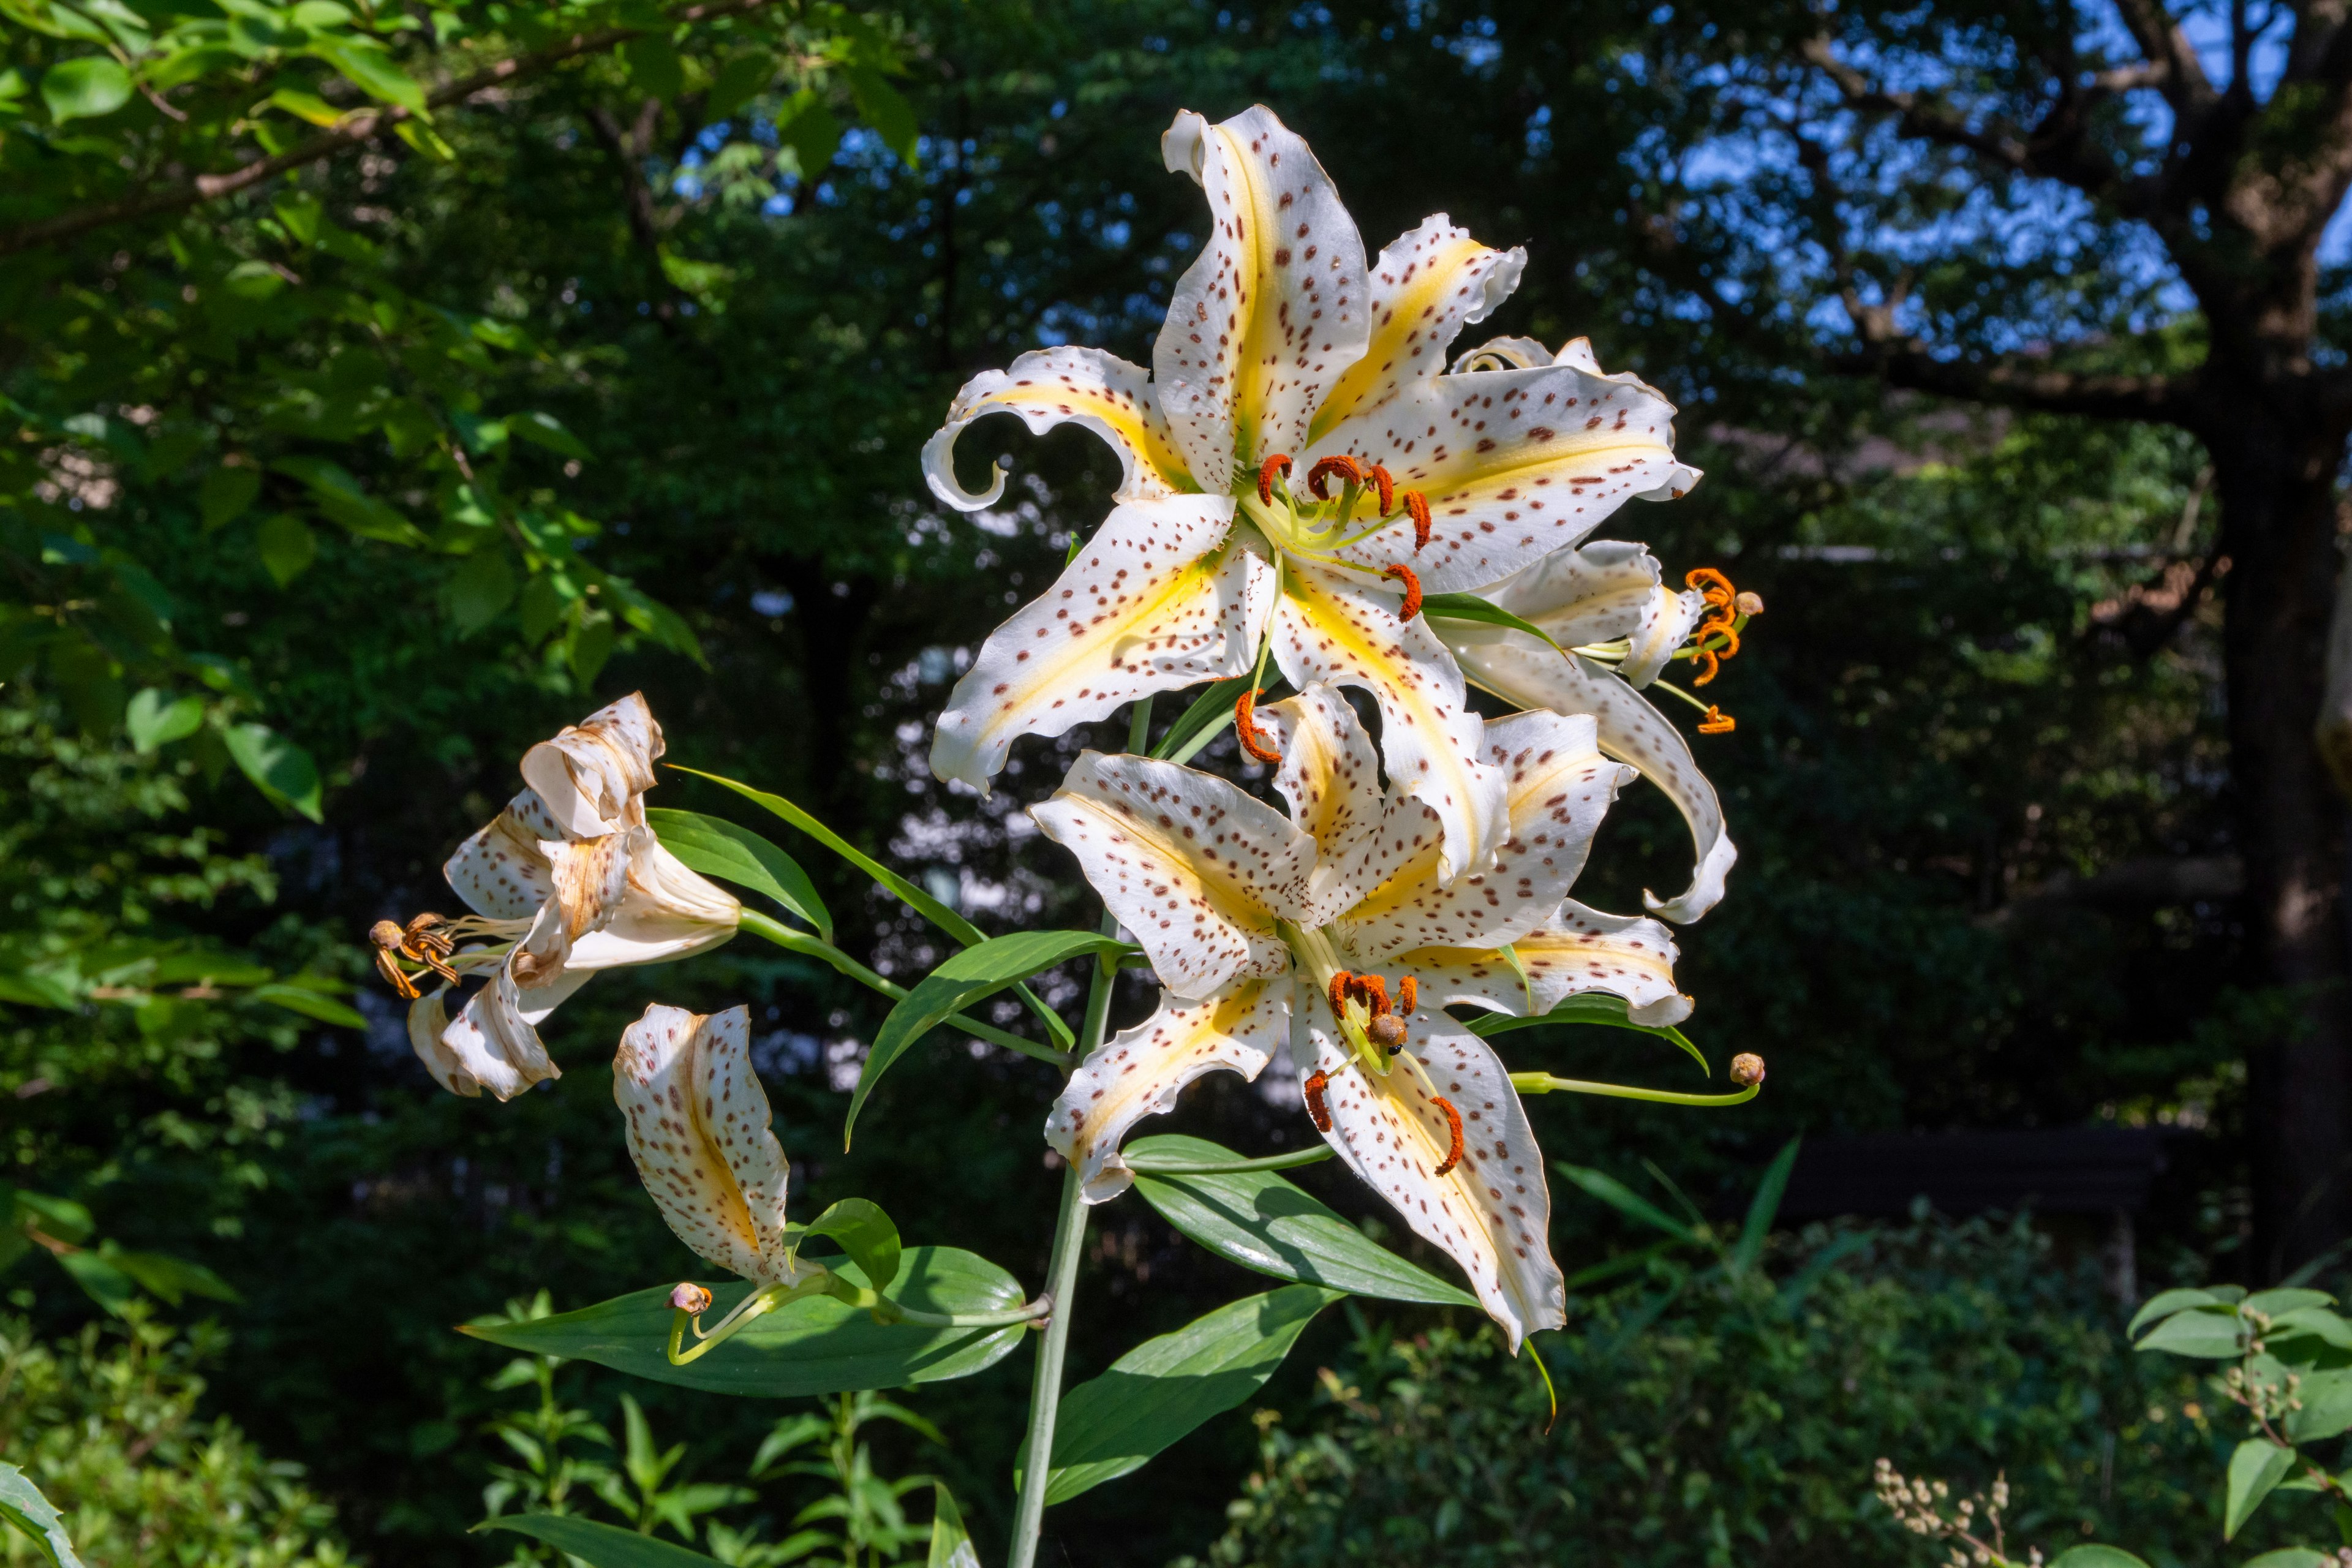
2269;1306;2352;1349
2046;1549;2153;1568
271;456;426;545
1466;993;1708;1074
1128;1135;1476;1307
643;808;831;941
846;65;918;165
222;722;324;821
2240;1551;2335;1568
1150;675;1254;760
307;37;424;113
1730;1137;1800;1275
775;91;840;178
1553;1163;1696;1242
459;1248;1026;1396
2127;1287;2230;1337
1419;592;1562;649
926;1482;978;1568
54;1246;139;1316
481;1515;722;1567
802;1199;900;1295
625;34;683;100
126;688;202;752
2134;1306;2248;1359
199;466;262;531
256;511;318;586
850;931;1126;1144
2286;1367;2352;1442
508;410;590;461
444;551;516;633
706;51;773;121
103;1246;239;1306
567;611;615;685
2245;1288;2336;1316
2226;1438;2297;1539
0;1462;86;1568
248;982;365;1028
1023;1285;1342;1505
40;55;130;122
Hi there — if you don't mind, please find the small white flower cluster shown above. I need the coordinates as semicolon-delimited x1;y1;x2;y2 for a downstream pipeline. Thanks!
1872;1458;2040;1568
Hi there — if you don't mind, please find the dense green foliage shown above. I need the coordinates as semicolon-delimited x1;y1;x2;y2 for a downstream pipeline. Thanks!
0;0;2319;1561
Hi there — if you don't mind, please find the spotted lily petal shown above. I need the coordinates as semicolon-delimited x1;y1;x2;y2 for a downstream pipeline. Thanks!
568;840;742;970
922;346;1192;511
1046;981;1287;1202
1453;638;1736;923
508;832;635;989
1308;216;1525;440
1156;106;1370;492
1297;1003;1563;1351
1449;334;1555;373
1258;685;1384;924
615;1004;813;1286
435;960;590;1102
1308;352;1703;594
1030;751;1311;1000
929;497;1271;791
1482;540;1706;686
520;692;664;839
1340;709;1633;962
1268;559;1507;884
444;790;562;920
1509;900;1691;1025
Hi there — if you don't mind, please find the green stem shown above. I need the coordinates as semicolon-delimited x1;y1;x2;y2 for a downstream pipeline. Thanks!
1510;1072;1759;1107
1124;1146;1335;1176
738;910;1066;1064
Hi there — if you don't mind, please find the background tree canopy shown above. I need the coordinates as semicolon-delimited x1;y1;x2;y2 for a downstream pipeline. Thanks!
2;0;2341;1562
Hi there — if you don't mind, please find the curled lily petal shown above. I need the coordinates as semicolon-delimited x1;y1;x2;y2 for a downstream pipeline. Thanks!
1449;334;1556;374
1310;216;1526;442
1156;106;1371;492
615;1005;814;1286
1481;540;1706;687
1297;1003;1564;1352
437;962;590;1102
928;497;1271;793
1455;639;1736;923
444;790;563;920
1510;900;1690;1025
1257;685;1386;924
1046;982;1286;1202
1268;559;1508;886
921;346;1191;511
521;692;663;839
508;831;635;989
1029;750;1310;1000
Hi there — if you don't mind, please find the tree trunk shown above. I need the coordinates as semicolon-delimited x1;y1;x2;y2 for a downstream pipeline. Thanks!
2208;401;2352;1276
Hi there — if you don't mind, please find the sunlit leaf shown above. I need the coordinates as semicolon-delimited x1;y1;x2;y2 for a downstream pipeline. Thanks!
222;722;324;821
40;56;130;122
643;807;831;941
0;1462;86;1568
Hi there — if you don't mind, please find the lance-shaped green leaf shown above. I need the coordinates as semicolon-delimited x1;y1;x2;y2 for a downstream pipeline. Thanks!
927;1482;979;1568
848;930;1129;1144
2226;1438;2297;1539
2127;1286;2232;1336
1420;591;1564;649
2242;1287;2335;1316
481;1513;722;1567
2047;1549;2152;1568
1468;992;1708;1075
1129;1136;1474;1308
2286;1367;2352;1442
460;1247;1025;1397
801;1199;900;1295
222;722;323;821
2266;1305;2352;1350
2239;1551;2335;1568
2133;1306;2247;1359
672;766;1068;1045
1020;1284;1343;1505
0;1462;85;1568
271;456;428;545
1553;1162;1695;1242
1729;1137;1801;1275
646;807;832;941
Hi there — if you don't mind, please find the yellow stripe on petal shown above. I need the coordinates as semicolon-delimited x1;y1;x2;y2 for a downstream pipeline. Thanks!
1269;559;1507;886
922;346;1193;510
614;1004;801;1284
1047;982;1287;1202
1155;107;1371;491
1308;218;1525;443
929;497;1268;791
1509;900;1689;1025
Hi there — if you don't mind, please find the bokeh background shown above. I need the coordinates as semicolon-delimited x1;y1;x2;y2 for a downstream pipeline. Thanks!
8;1;2347;1562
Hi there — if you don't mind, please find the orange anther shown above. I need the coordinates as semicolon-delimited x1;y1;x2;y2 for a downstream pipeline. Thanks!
1367;464;1396;517
1382;563;1422;620
1355;974;1390;1016
1257;453;1292;506
1431;1095;1464;1177
1686;567;1736;606
1305;454;1363;500
1697;706;1736;735
1303;1069;1333;1132
1235;687;1283;764
1402;490;1431;551
1327;971;1353;1022
1396;976;1416;1016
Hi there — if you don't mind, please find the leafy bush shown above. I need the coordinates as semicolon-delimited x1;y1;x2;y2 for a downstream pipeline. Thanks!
1180;1214;2236;1568
0;1310;352;1567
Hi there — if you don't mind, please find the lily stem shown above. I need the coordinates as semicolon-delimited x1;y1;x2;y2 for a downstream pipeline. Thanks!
737;910;1066;1064
1510;1072;1759;1107
1125;1146;1336;1176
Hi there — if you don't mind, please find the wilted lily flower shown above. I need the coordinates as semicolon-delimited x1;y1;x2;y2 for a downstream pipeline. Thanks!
391;695;742;1101
1033;685;1689;1348
614;1004;821;1289
924;103;1698;886
1447;537;1756;922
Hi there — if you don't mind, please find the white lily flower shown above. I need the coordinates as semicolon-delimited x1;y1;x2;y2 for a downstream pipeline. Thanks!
614;1004;821;1287
924;104;1699;887
1031;685;1689;1349
1447;533;1753;922
394;695;742;1101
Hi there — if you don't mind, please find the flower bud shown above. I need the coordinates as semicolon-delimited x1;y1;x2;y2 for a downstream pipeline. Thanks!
1735;590;1764;617
669;1282;714;1314
1730;1052;1766;1088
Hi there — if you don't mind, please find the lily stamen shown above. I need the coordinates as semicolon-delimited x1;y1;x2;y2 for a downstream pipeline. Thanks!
370;913;459;1000
1235;687;1284;764
1383;563;1423;620
1431;1095;1464;1177
1676;567;1761;686
1698;706;1735;735
1303;1069;1333;1131
1257;452;1293;506
1367;463;1396;518
1401;490;1431;552
1305;454;1364;500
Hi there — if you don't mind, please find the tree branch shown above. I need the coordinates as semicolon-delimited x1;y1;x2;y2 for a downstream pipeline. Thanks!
1831;344;2189;422
0;0;774;259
